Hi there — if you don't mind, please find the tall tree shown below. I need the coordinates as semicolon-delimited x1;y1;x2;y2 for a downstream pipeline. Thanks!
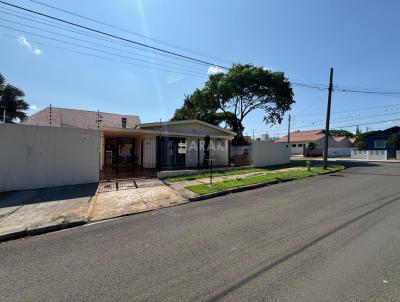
0;73;29;122
172;64;294;145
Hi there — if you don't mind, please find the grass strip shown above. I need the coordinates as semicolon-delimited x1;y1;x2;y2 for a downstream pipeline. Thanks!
185;164;344;195
165;161;309;182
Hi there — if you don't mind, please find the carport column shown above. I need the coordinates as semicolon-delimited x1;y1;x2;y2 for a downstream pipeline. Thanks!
197;138;200;168
100;133;105;171
228;139;231;166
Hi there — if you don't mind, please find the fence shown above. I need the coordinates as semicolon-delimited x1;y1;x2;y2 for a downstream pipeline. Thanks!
230;142;290;167
328;148;352;157
351;149;387;161
0;124;100;192
252;141;290;167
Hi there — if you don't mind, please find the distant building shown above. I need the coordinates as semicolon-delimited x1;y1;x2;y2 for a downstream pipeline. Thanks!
363;126;400;158
276;129;354;156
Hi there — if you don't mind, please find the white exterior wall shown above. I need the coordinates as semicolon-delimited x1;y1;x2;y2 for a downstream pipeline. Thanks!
351;149;387;160
209;138;229;166
0;124;100;192
328;148;352;157
351;150;368;159
185;137;199;167
252;141;290;167
290;144;305;155
142;136;156;168
368;150;387;160
184;137;229;167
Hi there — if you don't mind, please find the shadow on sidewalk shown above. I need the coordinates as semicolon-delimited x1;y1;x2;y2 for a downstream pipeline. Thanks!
0;183;98;209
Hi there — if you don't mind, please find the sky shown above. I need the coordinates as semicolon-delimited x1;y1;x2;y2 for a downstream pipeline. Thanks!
1;0;400;138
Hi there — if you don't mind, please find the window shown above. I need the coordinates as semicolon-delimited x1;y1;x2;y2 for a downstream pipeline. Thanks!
121;117;127;128
374;140;386;149
292;144;297;147
298;144;303;147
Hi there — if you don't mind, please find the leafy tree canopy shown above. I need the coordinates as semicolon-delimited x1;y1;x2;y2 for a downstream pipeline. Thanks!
172;64;294;145
355;134;366;150
0;73;29;122
387;132;400;149
328;129;354;137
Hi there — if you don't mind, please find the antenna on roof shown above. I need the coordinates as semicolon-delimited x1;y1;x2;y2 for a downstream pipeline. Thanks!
96;110;102;130
49;104;52;126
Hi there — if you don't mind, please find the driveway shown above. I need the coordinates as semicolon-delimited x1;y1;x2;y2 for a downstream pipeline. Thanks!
89;178;186;221
1;162;400;301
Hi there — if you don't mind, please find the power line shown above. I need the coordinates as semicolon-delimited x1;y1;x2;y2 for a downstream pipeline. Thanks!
28;0;233;64
0;32;208;78
0;0;229;69
0;16;210;74
294;103;400;117
0;7;215;70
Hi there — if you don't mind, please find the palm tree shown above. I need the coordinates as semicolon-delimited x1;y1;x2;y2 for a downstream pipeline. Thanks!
0;73;29;122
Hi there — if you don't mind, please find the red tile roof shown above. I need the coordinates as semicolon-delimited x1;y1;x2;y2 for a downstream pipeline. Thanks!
276;130;324;143
333;136;347;142
23;107;141;129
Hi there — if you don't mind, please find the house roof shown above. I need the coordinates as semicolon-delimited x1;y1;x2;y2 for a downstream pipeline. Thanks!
138;119;237;136
23;107;141;129
333;136;347;142
276;130;324;143
365;126;400;137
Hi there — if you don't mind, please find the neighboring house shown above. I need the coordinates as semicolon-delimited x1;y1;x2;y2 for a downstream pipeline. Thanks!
276;129;354;156
23;107;236;179
363;126;400;158
277;130;324;155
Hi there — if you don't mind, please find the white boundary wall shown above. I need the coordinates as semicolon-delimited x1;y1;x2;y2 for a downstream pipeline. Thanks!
252;141;290;167
397;151;400;160
328;148;352;157
351;149;387;161
0;124;100;192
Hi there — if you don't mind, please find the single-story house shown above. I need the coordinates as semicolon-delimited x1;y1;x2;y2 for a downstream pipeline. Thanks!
363;126;400;158
276;129;354;156
23;107;236;179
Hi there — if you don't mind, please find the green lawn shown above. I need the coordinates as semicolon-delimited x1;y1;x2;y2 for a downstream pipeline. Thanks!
185;164;344;195
164;161;310;183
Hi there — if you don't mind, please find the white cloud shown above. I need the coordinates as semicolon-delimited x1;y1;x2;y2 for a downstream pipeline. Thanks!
18;36;42;55
29;104;38;111
207;65;226;75
263;66;274;71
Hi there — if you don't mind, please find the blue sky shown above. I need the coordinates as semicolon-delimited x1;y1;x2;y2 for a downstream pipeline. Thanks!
1;0;400;138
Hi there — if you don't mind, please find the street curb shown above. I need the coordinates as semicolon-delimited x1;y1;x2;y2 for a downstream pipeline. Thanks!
0;219;87;243
188;168;344;202
0;168;344;243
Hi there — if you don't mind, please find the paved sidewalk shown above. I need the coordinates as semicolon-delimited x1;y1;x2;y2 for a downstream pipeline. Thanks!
0;184;96;240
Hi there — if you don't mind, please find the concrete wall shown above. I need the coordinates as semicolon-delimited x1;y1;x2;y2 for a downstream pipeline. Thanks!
328;148;352;157
251;141;290;167
351;149;387;160
0;124;100;192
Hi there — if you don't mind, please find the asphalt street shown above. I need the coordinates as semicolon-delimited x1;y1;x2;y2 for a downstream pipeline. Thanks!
1;161;400;301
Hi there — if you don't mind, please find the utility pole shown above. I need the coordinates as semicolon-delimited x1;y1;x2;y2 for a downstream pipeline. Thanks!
323;68;334;170
287;114;291;144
